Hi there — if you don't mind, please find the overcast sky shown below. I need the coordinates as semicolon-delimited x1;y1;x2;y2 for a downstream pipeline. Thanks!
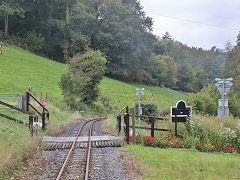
139;0;240;50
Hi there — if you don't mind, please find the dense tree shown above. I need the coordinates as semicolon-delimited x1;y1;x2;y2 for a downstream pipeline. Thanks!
60;49;106;110
177;65;194;92
151;55;177;88
0;1;24;37
0;0;227;93
225;32;240;95
83;0;155;80
153;34;226;92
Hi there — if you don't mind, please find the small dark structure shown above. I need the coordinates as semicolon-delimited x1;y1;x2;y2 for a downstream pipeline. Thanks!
171;100;192;136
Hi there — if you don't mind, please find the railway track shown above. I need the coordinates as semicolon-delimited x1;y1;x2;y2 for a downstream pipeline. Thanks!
44;118;120;180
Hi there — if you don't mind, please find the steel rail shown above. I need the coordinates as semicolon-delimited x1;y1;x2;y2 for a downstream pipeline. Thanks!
56;118;104;180
84;119;102;180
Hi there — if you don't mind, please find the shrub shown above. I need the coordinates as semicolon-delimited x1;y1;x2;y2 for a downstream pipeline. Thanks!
187;84;219;116
59;49;106;110
135;102;159;124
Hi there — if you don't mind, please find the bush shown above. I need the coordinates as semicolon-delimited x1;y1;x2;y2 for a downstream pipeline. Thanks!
187;84;219;116
135;102;159;124
59;49;106;110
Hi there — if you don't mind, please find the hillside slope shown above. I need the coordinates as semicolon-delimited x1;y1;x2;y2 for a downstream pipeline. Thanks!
0;45;66;102
99;77;186;110
0;45;186;110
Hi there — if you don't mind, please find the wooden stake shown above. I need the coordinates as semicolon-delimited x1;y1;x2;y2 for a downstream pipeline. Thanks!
130;108;136;144
117;115;121;135
124;113;129;143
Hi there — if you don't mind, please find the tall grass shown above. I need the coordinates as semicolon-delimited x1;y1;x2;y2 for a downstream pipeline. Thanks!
0;118;34;178
178;114;240;149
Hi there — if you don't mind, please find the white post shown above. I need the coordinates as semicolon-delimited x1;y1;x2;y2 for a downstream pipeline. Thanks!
138;91;141;132
136;88;144;133
222;78;225;116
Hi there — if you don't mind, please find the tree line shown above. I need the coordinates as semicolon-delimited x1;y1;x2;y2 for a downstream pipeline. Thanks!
0;0;227;92
187;32;240;118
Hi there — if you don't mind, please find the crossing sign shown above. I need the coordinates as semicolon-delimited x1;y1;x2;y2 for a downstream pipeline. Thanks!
215;78;233;96
215;78;233;117
136;88;144;95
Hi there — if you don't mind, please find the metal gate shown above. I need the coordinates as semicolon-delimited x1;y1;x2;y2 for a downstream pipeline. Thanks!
0;93;22;112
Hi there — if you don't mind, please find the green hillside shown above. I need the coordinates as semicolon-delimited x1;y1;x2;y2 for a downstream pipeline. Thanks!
0;45;186;110
100;77;186;110
0;45;66;103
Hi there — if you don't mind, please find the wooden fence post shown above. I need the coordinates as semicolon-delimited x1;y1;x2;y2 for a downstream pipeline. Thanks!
47;113;49;121
124;112;129;143
29;115;33;137
151;117;154;137
26;92;30;112
42;112;46;130
117;115;121;135
28;86;32;93
130;108;136;144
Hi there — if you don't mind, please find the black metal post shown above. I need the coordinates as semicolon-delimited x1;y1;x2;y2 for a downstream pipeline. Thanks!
175;115;178;137
151;118;154;137
42;112;46;130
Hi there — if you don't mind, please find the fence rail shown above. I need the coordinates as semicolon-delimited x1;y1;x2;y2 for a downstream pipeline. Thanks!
117;106;170;143
0;93;21;112
25;91;49;130
0;90;50;135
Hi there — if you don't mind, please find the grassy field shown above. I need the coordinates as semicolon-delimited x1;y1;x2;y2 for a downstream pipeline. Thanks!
0;45;66;103
126;145;240;180
99;77;186;110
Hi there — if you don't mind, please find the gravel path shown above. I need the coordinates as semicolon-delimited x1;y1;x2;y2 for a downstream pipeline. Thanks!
13;119;134;180
90;147;132;180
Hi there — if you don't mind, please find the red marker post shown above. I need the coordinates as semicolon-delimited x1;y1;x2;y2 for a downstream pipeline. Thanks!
0;44;2;55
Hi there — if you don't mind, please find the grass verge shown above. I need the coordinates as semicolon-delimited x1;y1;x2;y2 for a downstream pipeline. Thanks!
125;145;240;180
0;103;82;179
